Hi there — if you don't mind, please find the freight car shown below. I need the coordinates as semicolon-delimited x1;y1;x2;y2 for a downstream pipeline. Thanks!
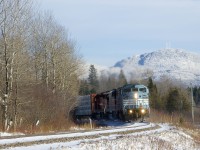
75;84;150;121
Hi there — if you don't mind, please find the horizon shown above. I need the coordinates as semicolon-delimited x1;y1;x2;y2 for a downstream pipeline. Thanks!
37;0;200;67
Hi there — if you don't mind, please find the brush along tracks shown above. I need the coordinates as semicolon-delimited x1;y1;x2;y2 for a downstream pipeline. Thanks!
0;122;160;149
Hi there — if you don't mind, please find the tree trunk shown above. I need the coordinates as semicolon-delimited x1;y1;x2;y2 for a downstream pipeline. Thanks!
2;28;9;132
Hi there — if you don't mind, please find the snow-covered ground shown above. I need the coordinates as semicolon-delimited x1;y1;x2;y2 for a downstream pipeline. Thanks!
0;121;199;150
0;132;24;137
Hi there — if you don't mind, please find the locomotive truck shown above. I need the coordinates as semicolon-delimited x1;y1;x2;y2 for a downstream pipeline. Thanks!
75;84;150;121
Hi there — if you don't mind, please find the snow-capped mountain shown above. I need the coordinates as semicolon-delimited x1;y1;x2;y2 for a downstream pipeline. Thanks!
100;49;200;86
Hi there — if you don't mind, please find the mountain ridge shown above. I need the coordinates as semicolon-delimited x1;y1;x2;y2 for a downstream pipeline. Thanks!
98;48;200;86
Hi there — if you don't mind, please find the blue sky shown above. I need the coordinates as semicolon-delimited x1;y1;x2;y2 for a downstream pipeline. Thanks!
37;0;200;66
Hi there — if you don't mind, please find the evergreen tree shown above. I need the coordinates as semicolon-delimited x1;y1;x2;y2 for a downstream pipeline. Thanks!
147;77;162;109
166;88;190;114
148;77;154;90
166;88;179;113
79;80;90;95
148;77;157;108
193;86;200;105
88;65;99;93
197;87;200;104
107;75;117;90
118;69;127;87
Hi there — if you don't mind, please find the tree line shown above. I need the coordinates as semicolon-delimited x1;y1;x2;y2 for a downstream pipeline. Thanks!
0;0;84;132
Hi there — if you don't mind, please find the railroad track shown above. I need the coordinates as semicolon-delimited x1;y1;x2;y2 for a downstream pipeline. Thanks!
0;122;160;149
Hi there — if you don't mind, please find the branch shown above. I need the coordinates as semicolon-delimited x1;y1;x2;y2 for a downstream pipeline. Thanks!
17;100;35;106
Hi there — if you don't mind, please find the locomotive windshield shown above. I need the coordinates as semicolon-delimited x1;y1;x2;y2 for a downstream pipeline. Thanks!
132;88;138;92
139;88;146;93
123;88;131;93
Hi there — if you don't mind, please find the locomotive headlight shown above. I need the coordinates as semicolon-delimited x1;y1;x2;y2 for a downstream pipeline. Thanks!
141;109;146;114
129;110;133;114
134;92;138;99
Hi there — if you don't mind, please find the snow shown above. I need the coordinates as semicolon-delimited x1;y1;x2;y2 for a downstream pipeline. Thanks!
0;132;24;137
1;122;199;150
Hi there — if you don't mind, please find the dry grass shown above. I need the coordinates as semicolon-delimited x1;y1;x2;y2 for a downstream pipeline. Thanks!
13;119;98;134
78;123;95;130
149;109;199;126
149;109;200;144
0;116;99;135
149;109;181;124
0;118;77;135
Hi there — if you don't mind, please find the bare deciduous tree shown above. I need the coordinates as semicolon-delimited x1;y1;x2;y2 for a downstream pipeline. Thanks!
0;0;33;132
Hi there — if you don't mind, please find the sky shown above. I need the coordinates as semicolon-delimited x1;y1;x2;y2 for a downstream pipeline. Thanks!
37;0;200;66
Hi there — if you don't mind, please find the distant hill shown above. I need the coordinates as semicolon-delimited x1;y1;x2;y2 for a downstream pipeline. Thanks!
86;49;200;86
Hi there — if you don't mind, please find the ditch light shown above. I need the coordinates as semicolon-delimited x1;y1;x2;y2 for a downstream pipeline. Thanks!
140;109;146;114
129;109;133;114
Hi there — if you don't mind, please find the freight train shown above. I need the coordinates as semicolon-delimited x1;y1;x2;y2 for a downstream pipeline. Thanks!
75;84;150;121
